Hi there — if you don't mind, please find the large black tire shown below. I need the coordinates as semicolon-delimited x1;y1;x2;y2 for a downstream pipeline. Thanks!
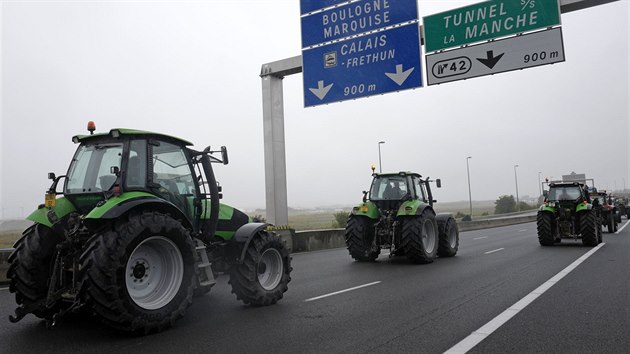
345;216;379;262
7;224;63;320
79;211;196;334
401;210;438;264
615;212;622;224
606;213;615;233
228;232;291;306
536;211;556;246
436;216;459;257
580;210;598;247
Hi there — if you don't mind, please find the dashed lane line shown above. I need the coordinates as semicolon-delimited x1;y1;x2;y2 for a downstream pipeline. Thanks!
445;242;606;354
484;248;504;255
473;237;488;240
304;281;381;302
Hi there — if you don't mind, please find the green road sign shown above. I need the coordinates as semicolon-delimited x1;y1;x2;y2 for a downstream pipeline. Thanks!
423;0;561;52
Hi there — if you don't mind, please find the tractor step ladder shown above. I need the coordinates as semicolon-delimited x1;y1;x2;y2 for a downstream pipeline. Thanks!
195;240;216;287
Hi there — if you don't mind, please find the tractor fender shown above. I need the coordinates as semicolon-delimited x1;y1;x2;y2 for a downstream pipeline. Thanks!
396;199;432;217
84;192;191;229
435;213;455;224
576;203;592;212
540;204;556;213
27;197;77;228
350;201;379;219
232;222;270;263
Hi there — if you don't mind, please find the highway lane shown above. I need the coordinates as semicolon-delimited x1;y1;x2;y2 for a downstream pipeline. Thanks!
1;220;628;353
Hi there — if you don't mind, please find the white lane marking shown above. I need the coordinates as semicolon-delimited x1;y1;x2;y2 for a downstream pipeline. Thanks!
484;248;504;255
517;229;528;232
445;242;606;354
473;237;488;240
615;220;629;234
0;286;8;291
304;281;381;302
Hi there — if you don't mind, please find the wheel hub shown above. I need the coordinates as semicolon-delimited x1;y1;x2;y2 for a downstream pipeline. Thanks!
132;262;147;280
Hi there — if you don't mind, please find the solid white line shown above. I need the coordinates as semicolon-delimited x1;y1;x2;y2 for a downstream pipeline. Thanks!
304;281;381;302
0;287;8;291
445;242;606;354
473;236;488;240
484;248;504;254
615;220;629;234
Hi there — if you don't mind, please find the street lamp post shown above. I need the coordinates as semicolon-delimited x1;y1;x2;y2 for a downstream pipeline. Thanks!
378;141;385;173
466;156;472;219
514;165;520;211
538;171;542;197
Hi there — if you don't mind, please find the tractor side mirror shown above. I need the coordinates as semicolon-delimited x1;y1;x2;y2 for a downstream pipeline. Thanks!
436;179;442;188
543;190;548;197
110;166;120;176
48;172;56;180
221;146;229;165
362;191;368;203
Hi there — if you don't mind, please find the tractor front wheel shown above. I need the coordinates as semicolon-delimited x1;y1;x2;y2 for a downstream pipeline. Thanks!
437;216;459;257
606;213;616;233
401;210;438;264
7;224;63;320
80;211;195;334
228;232;291;306
345;216;380;262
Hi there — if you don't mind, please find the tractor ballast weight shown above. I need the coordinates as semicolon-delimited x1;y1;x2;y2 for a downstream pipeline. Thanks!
7;124;291;334
345;171;459;264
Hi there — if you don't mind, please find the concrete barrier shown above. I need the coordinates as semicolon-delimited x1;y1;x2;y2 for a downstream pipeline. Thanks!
0;214;537;285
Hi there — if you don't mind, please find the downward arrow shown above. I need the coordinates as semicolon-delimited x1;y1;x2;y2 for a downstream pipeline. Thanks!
309;80;333;100
476;50;504;69
385;64;414;86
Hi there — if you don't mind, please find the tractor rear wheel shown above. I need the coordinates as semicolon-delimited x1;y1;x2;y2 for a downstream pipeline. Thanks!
580;210;598;247
7;224;63;320
401;210;438;264
228;232;291;306
437;216;459;257
345;216;379;262
79;211;195;334
536;211;556;246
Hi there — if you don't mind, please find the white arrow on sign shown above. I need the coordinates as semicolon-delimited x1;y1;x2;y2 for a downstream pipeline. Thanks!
309;80;333;100
385;64;414;86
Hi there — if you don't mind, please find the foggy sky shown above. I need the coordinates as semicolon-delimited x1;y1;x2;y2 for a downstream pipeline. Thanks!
1;0;628;217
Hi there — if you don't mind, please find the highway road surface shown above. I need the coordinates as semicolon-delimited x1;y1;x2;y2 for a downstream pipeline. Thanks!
2;220;629;353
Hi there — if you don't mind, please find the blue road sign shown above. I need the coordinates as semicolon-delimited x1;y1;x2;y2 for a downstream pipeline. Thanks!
301;0;418;48
302;24;422;107
300;0;348;15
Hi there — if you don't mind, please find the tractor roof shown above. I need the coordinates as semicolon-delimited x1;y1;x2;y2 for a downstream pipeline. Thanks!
549;181;584;188
72;128;193;146
374;172;422;178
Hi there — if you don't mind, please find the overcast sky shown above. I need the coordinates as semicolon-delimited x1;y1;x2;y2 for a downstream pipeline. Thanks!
1;0;628;217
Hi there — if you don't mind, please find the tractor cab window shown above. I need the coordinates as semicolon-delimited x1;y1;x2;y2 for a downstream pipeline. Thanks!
65;143;123;194
548;186;582;201
413;177;427;202
126;140;147;188
370;176;407;200
152;142;196;213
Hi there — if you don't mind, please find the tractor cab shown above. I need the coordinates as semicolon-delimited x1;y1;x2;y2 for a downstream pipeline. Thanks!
368;172;436;212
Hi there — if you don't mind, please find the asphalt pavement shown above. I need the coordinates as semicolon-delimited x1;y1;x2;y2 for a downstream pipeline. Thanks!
1;220;628;353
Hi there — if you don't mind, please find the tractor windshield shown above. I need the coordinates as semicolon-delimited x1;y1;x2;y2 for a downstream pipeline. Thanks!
370;176;408;200
547;186;582;201
65;143;123;194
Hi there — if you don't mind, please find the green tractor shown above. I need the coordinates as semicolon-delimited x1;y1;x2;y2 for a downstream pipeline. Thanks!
345;171;459;264
7;124;291;334
537;181;601;246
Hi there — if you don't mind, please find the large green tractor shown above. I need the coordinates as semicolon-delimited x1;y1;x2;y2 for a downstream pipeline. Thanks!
7;124;291;334
537;181;601;246
345;171;459;264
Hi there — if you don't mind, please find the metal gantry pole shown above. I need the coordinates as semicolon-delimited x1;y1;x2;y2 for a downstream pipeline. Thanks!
378;141;385;173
